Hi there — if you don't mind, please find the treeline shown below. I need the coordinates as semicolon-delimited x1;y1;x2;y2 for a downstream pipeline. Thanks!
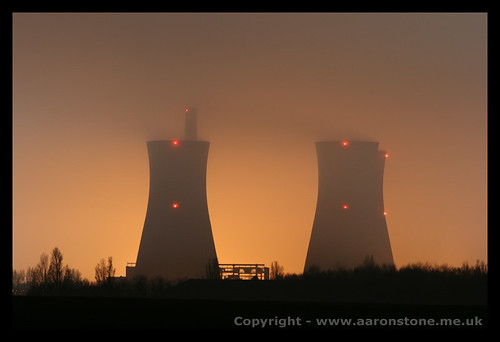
12;247;117;296
300;256;488;281
13;249;487;303
293;257;488;305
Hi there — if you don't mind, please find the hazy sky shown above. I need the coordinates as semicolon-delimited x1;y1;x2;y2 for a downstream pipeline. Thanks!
13;13;487;279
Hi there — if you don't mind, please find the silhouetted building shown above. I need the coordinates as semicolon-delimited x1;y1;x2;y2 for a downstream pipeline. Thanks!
304;140;394;271
127;107;218;280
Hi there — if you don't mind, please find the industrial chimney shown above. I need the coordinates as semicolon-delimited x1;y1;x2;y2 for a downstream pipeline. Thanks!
184;106;197;140
304;140;394;272
127;107;218;280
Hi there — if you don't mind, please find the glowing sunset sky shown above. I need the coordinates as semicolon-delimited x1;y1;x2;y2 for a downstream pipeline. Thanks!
13;13;487;280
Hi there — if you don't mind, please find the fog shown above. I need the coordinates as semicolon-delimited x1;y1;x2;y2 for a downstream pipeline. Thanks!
13;13;487;279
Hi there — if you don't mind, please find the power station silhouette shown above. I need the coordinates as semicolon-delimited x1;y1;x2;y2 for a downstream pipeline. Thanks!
126;107;218;280
304;140;394;272
126;109;393;280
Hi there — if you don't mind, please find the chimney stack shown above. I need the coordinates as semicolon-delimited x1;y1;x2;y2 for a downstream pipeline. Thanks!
184;107;197;140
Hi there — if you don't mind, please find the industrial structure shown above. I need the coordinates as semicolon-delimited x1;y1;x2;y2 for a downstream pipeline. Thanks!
219;264;270;280
126;107;218;280
125;108;394;280
304;140;394;272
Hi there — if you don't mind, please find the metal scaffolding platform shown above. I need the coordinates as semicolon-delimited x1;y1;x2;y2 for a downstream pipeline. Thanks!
219;263;269;280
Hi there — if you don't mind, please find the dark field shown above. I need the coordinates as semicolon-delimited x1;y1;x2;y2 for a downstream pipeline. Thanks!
12;276;487;330
12;295;487;330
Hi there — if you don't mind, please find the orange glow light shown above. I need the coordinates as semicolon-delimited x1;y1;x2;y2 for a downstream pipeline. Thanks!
342;204;349;209
385;153;389;158
172;203;179;209
342;141;349;147
383;211;388;216
185;108;189;112
172;140;179;146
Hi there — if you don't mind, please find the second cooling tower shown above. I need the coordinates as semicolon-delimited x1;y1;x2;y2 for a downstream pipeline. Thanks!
304;140;394;272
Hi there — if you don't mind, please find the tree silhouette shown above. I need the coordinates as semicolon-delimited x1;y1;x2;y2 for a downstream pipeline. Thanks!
63;267;83;286
12;269;28;295
27;252;50;287
39;252;49;284
95;256;116;285
48;247;64;287
270;261;285;280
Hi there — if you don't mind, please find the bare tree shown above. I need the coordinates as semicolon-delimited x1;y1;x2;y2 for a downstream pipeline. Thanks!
107;256;116;279
48;247;64;286
26;252;50;287
95;258;107;285
95;256;115;285
12;269;27;295
270;261;285;280
26;266;36;287
63;266;83;285
39;252;49;284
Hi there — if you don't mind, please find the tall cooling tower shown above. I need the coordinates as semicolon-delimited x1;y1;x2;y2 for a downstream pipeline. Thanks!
127;107;218;280
304;140;394;272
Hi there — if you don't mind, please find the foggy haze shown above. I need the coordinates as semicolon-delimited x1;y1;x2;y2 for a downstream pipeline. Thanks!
13;13;487;279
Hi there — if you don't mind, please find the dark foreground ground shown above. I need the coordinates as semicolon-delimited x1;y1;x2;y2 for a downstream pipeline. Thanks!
13;263;488;329
12;296;487;330
13;273;488;329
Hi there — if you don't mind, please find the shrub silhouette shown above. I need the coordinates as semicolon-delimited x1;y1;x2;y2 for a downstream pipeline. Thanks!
14;249;486;305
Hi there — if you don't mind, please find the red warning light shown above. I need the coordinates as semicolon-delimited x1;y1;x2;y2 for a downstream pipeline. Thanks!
342;141;349;147
342;204;349;210
185;108;189;112
385;153;389;158
172;203;179;209
172;140;179;146
383;211;388;216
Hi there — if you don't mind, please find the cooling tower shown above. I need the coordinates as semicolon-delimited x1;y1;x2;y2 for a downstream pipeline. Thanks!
304;140;394;272
127;107;218;280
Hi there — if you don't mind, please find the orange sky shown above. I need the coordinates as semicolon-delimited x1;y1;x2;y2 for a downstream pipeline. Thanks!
13;13;487;280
